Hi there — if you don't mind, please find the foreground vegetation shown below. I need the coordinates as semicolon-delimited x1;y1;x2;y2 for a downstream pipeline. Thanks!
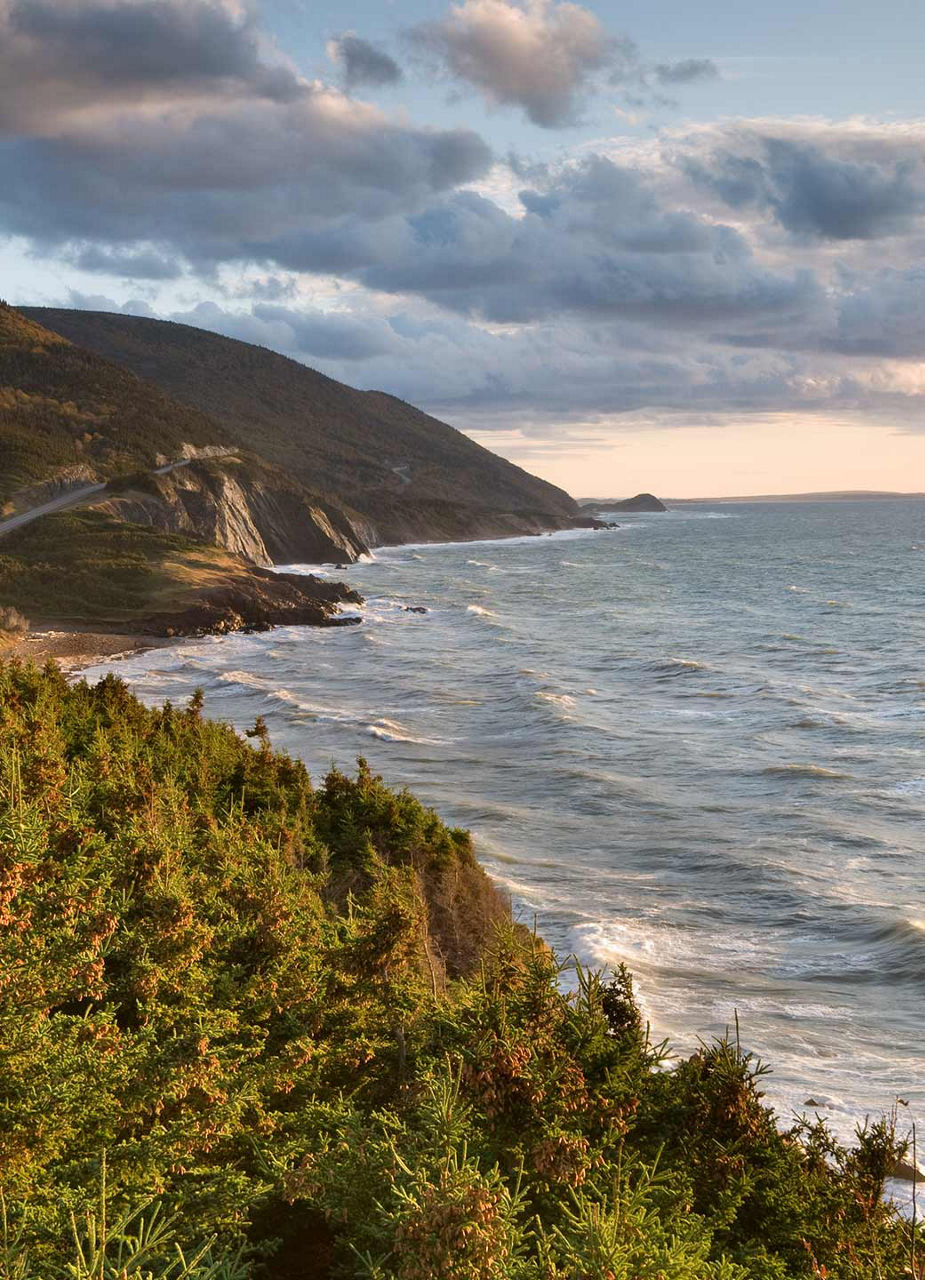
0;662;918;1279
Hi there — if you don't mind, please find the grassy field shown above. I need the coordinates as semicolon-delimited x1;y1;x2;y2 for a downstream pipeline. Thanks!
0;509;356;632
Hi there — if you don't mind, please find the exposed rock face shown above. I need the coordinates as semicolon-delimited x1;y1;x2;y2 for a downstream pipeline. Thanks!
97;457;369;566
581;493;667;513
8;465;100;514
138;569;363;637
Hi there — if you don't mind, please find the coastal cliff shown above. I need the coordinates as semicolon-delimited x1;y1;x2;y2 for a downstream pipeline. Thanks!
98;455;369;567
0;509;362;636
25;308;579;547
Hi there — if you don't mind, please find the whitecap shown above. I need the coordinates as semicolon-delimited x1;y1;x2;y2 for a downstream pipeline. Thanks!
366;718;444;745
535;691;575;708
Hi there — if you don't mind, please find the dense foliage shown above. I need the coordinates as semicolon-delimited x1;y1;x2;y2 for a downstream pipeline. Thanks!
0;662;918;1279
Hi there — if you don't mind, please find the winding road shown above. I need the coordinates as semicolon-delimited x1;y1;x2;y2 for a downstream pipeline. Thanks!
0;455;230;541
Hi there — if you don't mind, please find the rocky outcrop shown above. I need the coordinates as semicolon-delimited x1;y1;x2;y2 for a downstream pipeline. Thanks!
97;456;369;565
571;516;619;530
7;465;101;515
360;496;576;548
137;569;363;637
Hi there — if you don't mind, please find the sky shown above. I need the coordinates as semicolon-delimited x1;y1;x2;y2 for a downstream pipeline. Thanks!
1;0;924;498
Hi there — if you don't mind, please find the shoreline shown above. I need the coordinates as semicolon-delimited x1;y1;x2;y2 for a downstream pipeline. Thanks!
20;524;620;675
6;537;923;1208
7;627;182;673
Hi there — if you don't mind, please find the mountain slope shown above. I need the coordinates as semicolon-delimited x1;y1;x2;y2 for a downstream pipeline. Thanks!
0;303;230;505
0;303;366;562
26;308;578;544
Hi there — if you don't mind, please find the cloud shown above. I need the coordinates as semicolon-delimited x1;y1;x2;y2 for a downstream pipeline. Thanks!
323;157;822;334
0;0;492;260
46;289;925;439
676;122;925;239
412;0;617;127
654;58;718;86
328;34;403;90
70;243;183;279
251;302;400;359
4;5;925;436
0;0;300;132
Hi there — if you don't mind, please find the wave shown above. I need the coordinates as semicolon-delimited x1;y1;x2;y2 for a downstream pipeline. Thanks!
466;559;496;569
763;763;848;779
535;691;575;709
216;670;359;724
466;604;499;618
648;657;706;677
366;718;442;745
885;776;925;796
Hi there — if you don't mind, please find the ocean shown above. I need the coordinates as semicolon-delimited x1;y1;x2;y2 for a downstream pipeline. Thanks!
84;499;924;1177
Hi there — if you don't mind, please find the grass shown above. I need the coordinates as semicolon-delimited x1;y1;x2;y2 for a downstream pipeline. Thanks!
0;509;228;623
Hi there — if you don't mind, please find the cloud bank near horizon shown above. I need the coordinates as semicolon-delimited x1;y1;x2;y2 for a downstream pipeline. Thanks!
2;0;924;447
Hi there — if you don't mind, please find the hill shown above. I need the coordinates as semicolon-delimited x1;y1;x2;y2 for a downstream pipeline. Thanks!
0;303;368;565
0;660;915;1280
0;303;230;506
25;308;578;545
581;492;667;512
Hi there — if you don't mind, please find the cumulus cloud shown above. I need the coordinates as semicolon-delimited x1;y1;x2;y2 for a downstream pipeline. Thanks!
328;34;403;90
4;5;925;433
412;0;617;127
320;157;822;334
675;122;925;239
0;0;301;131
654;58;719;86
0;0;492;261
47;289;924;438
70;243;183;279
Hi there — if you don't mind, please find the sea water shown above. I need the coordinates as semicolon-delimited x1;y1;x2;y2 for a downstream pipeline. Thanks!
84;499;925;1186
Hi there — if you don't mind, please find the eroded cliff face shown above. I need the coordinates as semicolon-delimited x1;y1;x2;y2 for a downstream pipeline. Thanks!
96;457;369;566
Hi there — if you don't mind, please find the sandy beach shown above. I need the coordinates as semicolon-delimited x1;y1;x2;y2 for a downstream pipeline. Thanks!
6;627;180;673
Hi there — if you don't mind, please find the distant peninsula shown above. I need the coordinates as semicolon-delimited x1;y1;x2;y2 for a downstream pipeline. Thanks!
580;492;667;512
667;490;925;504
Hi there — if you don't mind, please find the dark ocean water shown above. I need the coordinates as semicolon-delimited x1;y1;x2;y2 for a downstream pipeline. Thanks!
85;499;924;1180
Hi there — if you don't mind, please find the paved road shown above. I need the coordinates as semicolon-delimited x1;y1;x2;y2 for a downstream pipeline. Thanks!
0;480;109;538
0;455;225;541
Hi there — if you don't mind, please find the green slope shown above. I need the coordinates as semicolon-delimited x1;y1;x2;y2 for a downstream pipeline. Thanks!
26;308;578;542
0;302;229;504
